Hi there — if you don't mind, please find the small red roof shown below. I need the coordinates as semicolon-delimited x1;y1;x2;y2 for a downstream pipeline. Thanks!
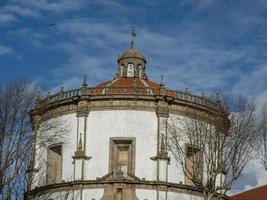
96;77;160;89
231;185;267;200
89;77;164;95
84;77;177;97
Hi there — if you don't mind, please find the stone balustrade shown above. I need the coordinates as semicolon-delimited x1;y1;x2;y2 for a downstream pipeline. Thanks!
41;86;219;109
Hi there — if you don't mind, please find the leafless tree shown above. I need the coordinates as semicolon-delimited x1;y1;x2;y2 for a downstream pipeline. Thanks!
167;95;257;200
0;79;37;199
257;103;267;171
0;79;69;200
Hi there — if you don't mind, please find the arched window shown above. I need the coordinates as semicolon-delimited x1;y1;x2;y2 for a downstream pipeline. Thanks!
120;64;124;76
127;63;135;77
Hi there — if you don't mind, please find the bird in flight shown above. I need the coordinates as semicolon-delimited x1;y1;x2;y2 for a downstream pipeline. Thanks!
48;23;56;27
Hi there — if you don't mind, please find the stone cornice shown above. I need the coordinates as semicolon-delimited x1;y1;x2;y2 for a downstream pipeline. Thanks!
72;149;91;160
31;92;230;131
34;94;226;117
25;180;229;200
151;155;170;163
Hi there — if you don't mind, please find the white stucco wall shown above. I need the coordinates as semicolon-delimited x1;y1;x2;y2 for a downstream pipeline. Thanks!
34;111;189;185
86;110;158;180
83;189;104;200
33;110;212;199
32;113;77;188
167;114;187;184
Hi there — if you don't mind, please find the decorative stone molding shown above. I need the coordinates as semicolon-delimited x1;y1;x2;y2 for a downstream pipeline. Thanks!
109;137;136;176
151;155;170;163
72;149;91;160
25;179;230;200
32;91;228;119
76;100;89;117
156;107;169;118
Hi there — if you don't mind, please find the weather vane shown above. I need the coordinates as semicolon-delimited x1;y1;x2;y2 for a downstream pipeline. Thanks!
131;25;137;47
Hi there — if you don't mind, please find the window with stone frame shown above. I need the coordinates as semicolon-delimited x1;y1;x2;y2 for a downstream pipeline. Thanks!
109;138;136;178
47;144;62;184
184;144;203;186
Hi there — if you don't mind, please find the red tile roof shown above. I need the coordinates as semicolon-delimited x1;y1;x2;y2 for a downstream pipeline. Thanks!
90;77;164;95
231;185;267;200
79;77;177;97
96;77;160;88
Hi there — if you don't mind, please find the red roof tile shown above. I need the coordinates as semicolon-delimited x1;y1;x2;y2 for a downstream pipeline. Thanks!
96;78;160;89
231;185;267;200
85;77;177;97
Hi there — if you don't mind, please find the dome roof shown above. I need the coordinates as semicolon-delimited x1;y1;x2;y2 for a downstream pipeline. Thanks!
91;77;176;96
118;47;146;62
90;77;164;95
97;78;159;89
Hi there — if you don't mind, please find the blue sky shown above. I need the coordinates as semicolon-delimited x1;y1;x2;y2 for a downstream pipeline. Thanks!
1;0;267;195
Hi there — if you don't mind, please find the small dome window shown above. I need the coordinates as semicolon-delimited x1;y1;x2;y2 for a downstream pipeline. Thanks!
127;63;135;77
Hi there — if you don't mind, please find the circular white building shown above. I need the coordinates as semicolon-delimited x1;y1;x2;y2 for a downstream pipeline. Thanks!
27;44;229;200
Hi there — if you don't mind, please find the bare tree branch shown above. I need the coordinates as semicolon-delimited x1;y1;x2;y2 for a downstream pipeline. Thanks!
0;79;69;200
167;94;257;200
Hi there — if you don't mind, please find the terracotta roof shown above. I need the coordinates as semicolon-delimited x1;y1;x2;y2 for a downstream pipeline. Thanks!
86;77;176;97
96;78;160;88
231;185;267;200
90;78;161;95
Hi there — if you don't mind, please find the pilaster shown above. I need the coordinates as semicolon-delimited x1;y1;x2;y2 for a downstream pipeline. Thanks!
151;102;170;197
73;100;91;181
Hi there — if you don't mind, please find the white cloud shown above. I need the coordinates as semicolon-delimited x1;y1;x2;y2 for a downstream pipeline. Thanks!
35;18;259;94
3;4;40;17
9;0;87;13
49;77;81;93
0;45;12;56
232;64;267;98
255;91;267;112
0;11;16;25
229;159;267;196
7;28;49;48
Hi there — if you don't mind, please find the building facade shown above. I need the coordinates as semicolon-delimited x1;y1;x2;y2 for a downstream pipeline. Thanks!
27;43;229;200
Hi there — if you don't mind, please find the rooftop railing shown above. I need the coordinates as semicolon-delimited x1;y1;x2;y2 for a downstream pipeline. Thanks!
41;86;219;109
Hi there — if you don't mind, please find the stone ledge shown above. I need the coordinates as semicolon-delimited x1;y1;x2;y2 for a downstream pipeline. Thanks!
26;179;229;199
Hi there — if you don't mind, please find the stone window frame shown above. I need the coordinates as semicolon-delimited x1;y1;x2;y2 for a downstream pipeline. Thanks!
184;143;203;185
46;143;63;184
109;137;136;175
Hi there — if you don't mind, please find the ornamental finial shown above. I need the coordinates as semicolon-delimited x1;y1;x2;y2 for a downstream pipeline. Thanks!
160;75;164;86
78;133;83;150
82;75;87;87
216;92;220;104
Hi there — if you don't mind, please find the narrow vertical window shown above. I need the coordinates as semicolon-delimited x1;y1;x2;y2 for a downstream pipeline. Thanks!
185;145;203;185
47;144;62;184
